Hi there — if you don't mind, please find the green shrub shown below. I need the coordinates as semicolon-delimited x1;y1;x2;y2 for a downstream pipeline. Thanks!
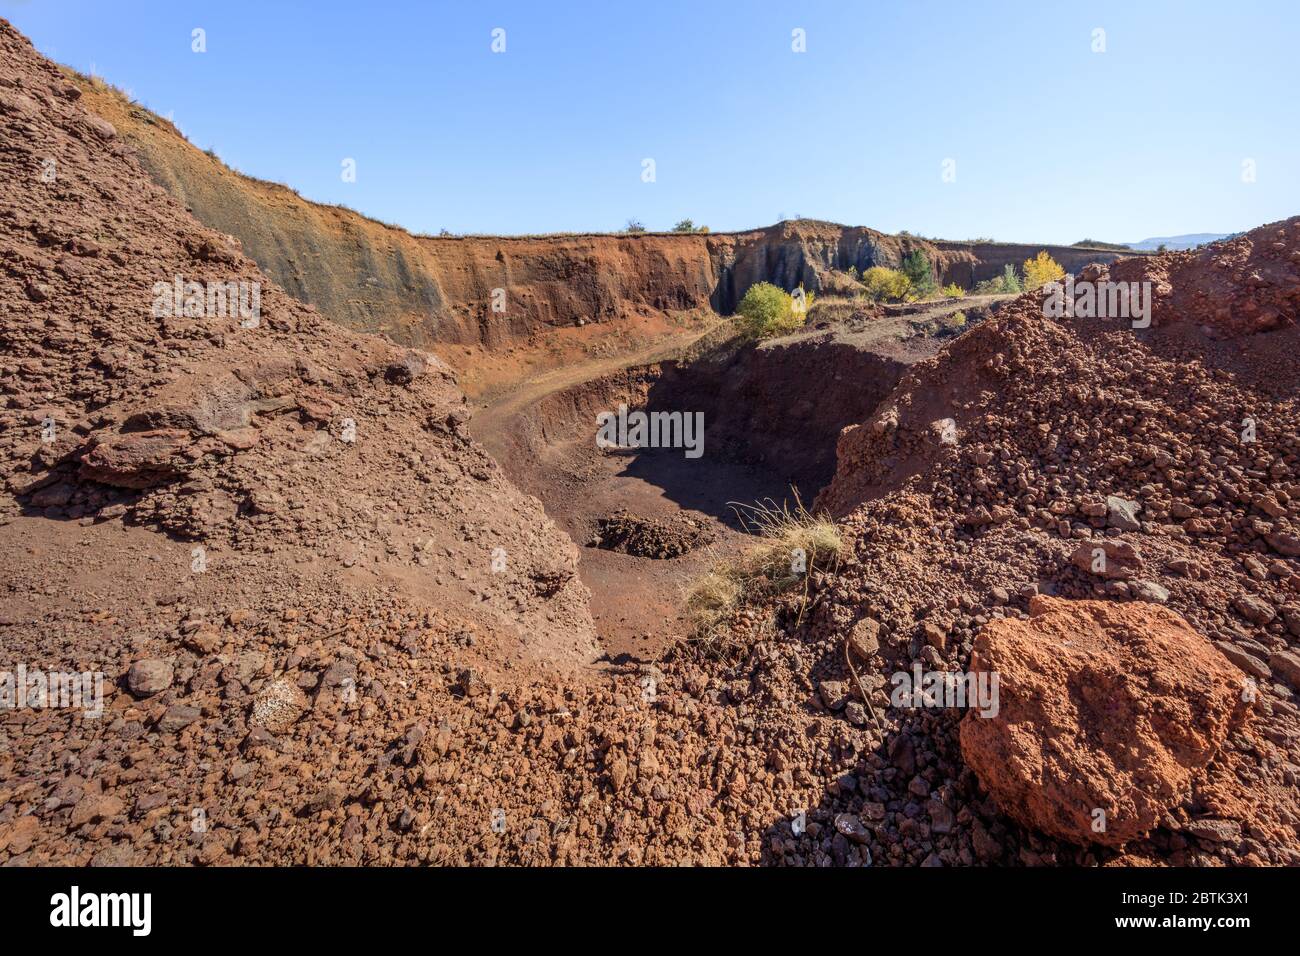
941;282;964;298
862;266;911;302
735;282;812;338
973;263;1023;295
1001;263;1022;293
672;219;709;233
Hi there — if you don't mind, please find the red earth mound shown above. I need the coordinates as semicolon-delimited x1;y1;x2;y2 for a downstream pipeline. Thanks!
805;218;1300;863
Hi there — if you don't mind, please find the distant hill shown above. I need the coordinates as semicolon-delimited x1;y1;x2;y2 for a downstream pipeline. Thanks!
1124;233;1232;251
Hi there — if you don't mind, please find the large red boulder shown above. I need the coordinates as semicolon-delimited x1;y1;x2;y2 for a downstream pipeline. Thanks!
959;596;1247;847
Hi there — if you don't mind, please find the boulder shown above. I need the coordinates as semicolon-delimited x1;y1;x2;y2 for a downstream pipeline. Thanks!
959;596;1246;848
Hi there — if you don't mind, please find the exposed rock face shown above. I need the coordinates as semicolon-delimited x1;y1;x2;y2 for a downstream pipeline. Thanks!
959;596;1248;848
70;76;1130;384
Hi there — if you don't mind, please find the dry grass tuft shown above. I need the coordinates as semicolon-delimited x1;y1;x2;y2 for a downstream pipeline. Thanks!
683;491;841;656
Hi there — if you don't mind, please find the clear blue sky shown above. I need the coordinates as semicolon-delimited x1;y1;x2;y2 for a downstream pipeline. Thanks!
5;0;1297;242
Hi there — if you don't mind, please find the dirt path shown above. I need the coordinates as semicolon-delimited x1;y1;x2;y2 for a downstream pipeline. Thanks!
469;320;724;446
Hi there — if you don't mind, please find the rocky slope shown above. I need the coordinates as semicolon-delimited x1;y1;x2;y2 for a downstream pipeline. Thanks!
805;218;1300;861
0;17;615;864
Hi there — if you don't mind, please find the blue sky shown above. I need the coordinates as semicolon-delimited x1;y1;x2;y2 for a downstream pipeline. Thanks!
4;0;1297;242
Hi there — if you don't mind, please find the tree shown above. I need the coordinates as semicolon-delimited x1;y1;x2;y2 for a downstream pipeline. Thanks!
625;218;646;234
900;250;936;297
1022;251;1065;291
735;282;812;338
1001;263;1022;293
862;266;911;302
671;219;709;234
973;263;1022;295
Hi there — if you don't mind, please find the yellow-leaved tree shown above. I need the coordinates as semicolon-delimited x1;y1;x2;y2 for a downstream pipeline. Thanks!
1022;251;1065;291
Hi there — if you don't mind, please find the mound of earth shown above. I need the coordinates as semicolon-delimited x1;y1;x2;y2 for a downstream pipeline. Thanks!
0;18;623;866
1107;223;1300;337
591;510;715;558
800;217;1300;864
959;596;1247;848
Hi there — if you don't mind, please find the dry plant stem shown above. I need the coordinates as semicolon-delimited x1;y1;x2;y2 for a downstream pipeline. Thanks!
843;634;882;732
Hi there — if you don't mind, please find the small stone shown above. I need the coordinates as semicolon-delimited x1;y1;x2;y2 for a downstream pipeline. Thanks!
1106;495;1142;532
1265;532;1300;557
1214;642;1270;681
69;794;124;828
833;813;870;844
456;668;486;698
1071;539;1143;580
818;680;850;711
1268;650;1300;691
848;617;881;658
126;658;173;697
183;627;221;654
302;783;345;815
922;621;948;652
1284;606;1300;638
1183;819;1241;844
157;704;200;733
1233;594;1276;625
90;844;135;866
1132;580;1170;604
927;799;955;834
251;677;308;733
228;608;257;627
